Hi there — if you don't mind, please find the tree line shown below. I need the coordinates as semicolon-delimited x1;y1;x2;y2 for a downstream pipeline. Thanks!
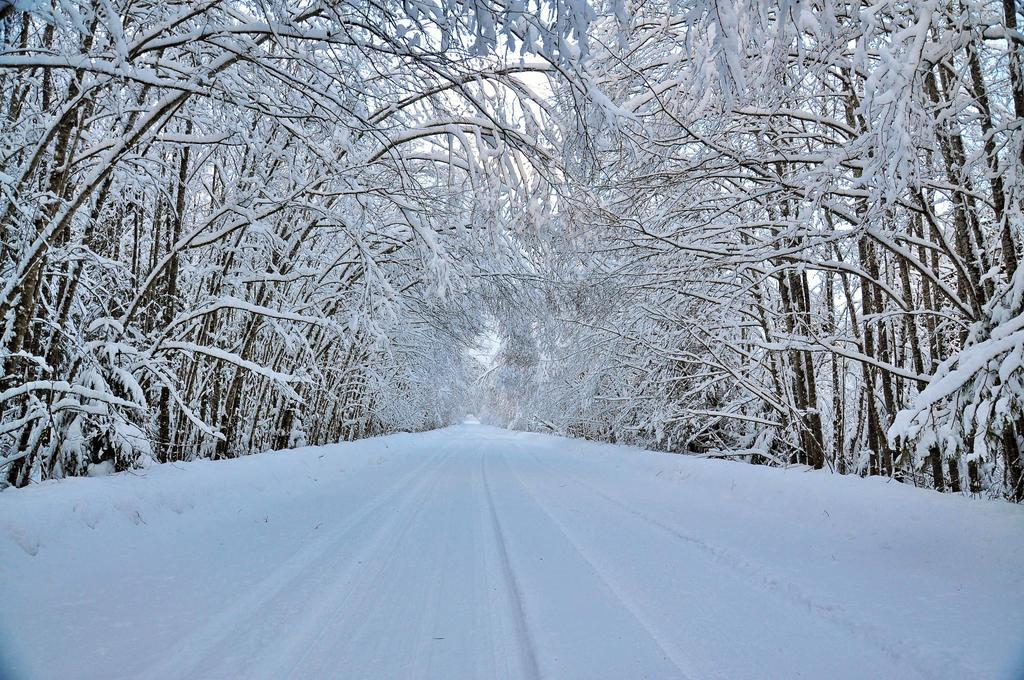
482;0;1024;502
0;0;574;484
4;0;1024;502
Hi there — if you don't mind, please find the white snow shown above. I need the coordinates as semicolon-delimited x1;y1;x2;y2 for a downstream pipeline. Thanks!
1;424;1022;680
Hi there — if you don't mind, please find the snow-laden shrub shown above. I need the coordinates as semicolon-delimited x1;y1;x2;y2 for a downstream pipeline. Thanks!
891;267;1024;497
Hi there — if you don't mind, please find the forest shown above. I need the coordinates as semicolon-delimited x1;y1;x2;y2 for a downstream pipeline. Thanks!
1;0;1023;502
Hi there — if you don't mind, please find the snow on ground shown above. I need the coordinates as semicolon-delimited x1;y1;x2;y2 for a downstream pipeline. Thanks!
1;423;1022;680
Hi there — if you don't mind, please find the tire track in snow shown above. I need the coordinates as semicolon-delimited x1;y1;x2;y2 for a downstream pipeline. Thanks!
519;448;971;680
404;467;458;680
499;446;697;680
481;451;542;680
470;456;513;679
279;450;457;679
139;445;453;679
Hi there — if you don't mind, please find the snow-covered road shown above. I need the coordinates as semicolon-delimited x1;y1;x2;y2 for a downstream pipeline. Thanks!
2;424;1023;679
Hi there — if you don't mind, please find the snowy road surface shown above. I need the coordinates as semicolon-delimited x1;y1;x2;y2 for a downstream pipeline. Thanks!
2;424;1023;679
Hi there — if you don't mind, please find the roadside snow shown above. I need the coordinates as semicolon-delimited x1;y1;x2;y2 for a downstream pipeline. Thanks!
1;424;1022;679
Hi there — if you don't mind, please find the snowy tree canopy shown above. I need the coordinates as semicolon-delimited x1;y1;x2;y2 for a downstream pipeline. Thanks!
2;0;1023;501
